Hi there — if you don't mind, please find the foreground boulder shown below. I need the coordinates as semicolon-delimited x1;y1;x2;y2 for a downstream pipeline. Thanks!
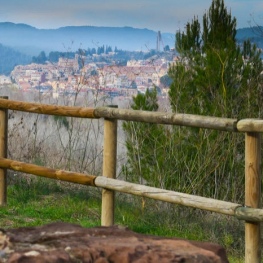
0;222;228;263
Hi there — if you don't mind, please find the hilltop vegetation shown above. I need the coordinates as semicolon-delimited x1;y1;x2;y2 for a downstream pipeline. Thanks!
0;44;31;75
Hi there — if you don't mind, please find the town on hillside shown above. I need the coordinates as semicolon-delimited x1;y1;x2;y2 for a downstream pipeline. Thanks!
1;49;177;102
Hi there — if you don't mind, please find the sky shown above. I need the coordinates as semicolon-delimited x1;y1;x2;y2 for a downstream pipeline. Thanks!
0;0;262;33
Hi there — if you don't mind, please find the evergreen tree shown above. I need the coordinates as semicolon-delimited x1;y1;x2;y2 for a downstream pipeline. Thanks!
32;51;47;64
105;45;113;54
122;0;263;202
122;88;175;189
167;0;263;201
169;0;263;118
48;51;60;62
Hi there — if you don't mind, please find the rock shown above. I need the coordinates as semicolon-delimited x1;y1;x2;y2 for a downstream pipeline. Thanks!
0;222;229;263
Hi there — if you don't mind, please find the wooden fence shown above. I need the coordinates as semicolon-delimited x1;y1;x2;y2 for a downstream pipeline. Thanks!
0;97;262;263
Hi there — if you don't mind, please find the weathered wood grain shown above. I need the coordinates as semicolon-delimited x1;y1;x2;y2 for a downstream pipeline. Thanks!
245;132;261;263
0;98;97;118
94;107;238;131
0;96;8;205
101;111;118;226
0;158;96;186
237;119;263;132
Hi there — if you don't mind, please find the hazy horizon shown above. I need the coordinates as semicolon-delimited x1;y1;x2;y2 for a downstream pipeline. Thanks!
0;0;262;34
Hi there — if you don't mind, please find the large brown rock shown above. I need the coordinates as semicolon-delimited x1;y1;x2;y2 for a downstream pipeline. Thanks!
0;222;229;263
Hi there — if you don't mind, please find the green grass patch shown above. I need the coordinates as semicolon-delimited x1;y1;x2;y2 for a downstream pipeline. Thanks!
1;175;249;262
1;176;101;228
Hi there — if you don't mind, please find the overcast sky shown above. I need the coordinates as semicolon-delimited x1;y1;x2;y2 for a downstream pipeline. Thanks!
0;0;262;33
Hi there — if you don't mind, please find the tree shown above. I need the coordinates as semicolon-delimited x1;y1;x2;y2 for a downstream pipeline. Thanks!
32;51;47;64
167;0;263;201
122;88;175;189
48;51;60;62
164;45;170;52
169;0;263;118
97;45;105;55
130;80;137;89
159;74;173;88
106;45;113;54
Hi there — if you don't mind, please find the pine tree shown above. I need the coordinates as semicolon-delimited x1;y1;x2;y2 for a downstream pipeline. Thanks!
167;0;263;201
32;51;47;64
169;0;263;118
122;88;175;189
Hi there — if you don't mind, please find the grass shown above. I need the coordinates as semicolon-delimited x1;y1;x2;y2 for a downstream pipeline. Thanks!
1;176;101;228
0;174;251;262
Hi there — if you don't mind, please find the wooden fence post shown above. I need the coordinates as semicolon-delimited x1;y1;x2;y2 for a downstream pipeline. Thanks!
0;96;8;206
245;132;261;263
101;105;118;226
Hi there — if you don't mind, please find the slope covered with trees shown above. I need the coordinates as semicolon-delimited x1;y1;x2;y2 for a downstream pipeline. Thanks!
0;44;31;75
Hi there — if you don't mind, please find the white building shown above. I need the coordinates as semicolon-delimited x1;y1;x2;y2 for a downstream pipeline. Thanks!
0;75;12;85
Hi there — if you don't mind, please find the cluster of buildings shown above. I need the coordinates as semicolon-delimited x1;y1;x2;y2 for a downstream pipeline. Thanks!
9;53;175;99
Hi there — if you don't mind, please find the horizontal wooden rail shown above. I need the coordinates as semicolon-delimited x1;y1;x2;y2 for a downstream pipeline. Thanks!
0;157;262;222
94;107;238;131
237;119;263;132
0;98;261;262
0;98;97;118
235;207;263;222
1;98;263;132
0;98;238;131
0;158;96;186
94;176;263;222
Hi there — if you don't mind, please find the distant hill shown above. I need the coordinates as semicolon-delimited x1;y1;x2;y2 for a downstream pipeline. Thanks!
236;26;263;49
0;43;31;75
0;22;175;56
0;22;263;76
0;22;262;57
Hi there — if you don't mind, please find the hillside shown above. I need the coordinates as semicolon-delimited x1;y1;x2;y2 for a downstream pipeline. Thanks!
0;22;262;56
0;22;175;56
236;26;263;49
0;43;31;75
0;22;263;75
